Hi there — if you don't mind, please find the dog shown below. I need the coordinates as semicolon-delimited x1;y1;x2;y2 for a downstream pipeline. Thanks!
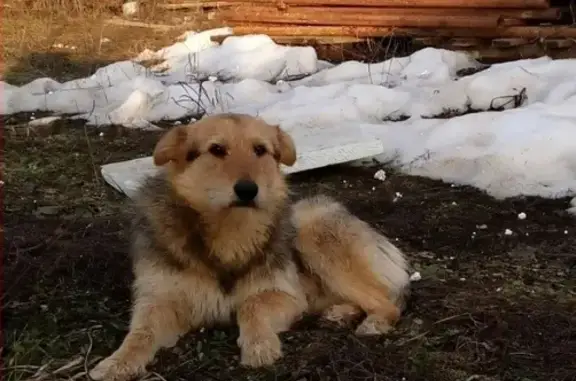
90;114;410;381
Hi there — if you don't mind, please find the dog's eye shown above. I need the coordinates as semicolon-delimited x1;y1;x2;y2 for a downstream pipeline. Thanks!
186;150;199;162
253;144;267;157
208;144;227;158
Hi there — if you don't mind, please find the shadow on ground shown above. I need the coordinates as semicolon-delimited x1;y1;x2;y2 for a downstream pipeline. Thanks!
3;122;576;381
3;51;118;85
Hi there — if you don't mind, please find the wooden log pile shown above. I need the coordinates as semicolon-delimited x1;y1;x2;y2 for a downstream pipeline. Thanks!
160;0;576;60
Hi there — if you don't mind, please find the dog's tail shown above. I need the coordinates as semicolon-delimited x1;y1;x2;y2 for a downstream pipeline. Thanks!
369;232;411;312
291;195;410;313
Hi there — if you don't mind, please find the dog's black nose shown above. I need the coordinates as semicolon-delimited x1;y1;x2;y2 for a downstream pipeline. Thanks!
233;179;259;202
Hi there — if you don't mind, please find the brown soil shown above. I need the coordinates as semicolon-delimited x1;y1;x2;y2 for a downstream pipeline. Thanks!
3;121;576;381
2;4;575;379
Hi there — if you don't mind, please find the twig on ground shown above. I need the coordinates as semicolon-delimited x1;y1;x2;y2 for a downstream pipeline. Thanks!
432;313;471;326
83;326;97;381
22;357;81;381
9;221;71;253
145;372;169;381
28;363;51;379
103;18;177;32
489;87;527;110
83;125;101;186
398;330;430;345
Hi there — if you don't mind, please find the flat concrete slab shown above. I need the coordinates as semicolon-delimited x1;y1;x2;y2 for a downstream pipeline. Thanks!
101;135;384;198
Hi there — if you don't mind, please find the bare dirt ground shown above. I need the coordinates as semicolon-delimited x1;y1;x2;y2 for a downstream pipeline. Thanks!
3;2;576;381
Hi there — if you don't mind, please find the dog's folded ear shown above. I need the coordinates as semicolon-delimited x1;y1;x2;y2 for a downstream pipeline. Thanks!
276;126;297;167
153;126;189;166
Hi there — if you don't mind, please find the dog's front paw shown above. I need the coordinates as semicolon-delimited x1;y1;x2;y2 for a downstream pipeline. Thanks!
355;314;393;336
89;355;146;381
238;334;282;368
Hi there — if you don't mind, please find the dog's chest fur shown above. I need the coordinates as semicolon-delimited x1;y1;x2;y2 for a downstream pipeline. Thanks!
130;175;297;295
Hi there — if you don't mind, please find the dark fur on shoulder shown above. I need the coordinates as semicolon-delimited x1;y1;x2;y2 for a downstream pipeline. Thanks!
131;172;296;294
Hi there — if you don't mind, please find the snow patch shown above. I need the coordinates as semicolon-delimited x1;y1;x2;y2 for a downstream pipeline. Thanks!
2;28;576;200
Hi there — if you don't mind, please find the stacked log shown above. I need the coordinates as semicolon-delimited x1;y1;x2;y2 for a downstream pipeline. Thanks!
160;0;576;60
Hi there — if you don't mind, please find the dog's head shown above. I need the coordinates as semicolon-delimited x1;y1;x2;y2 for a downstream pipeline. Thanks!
153;114;296;214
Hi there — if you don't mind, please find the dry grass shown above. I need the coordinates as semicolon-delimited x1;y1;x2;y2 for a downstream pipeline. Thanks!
1;0;211;84
3;0;122;14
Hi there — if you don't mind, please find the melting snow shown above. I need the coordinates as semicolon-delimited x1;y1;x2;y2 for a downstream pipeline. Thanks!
2;27;576;205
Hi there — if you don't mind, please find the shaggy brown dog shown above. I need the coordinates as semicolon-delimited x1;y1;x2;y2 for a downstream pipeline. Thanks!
90;114;410;381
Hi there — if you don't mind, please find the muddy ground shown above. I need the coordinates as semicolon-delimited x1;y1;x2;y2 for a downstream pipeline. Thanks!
4;1;574;380
3;119;575;381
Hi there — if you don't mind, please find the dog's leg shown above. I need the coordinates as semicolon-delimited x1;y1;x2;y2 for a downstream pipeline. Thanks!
90;297;189;381
342;279;400;336
322;303;364;327
236;291;303;368
292;197;409;337
321;270;401;336
297;241;401;335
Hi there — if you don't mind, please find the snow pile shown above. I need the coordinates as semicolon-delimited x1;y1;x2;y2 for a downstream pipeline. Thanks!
2;28;576;202
369;101;576;199
568;197;576;216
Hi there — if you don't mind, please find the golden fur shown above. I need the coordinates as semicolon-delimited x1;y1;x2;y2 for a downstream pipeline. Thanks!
90;114;410;381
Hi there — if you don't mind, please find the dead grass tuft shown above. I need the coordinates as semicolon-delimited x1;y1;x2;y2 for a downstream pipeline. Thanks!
4;0;149;17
